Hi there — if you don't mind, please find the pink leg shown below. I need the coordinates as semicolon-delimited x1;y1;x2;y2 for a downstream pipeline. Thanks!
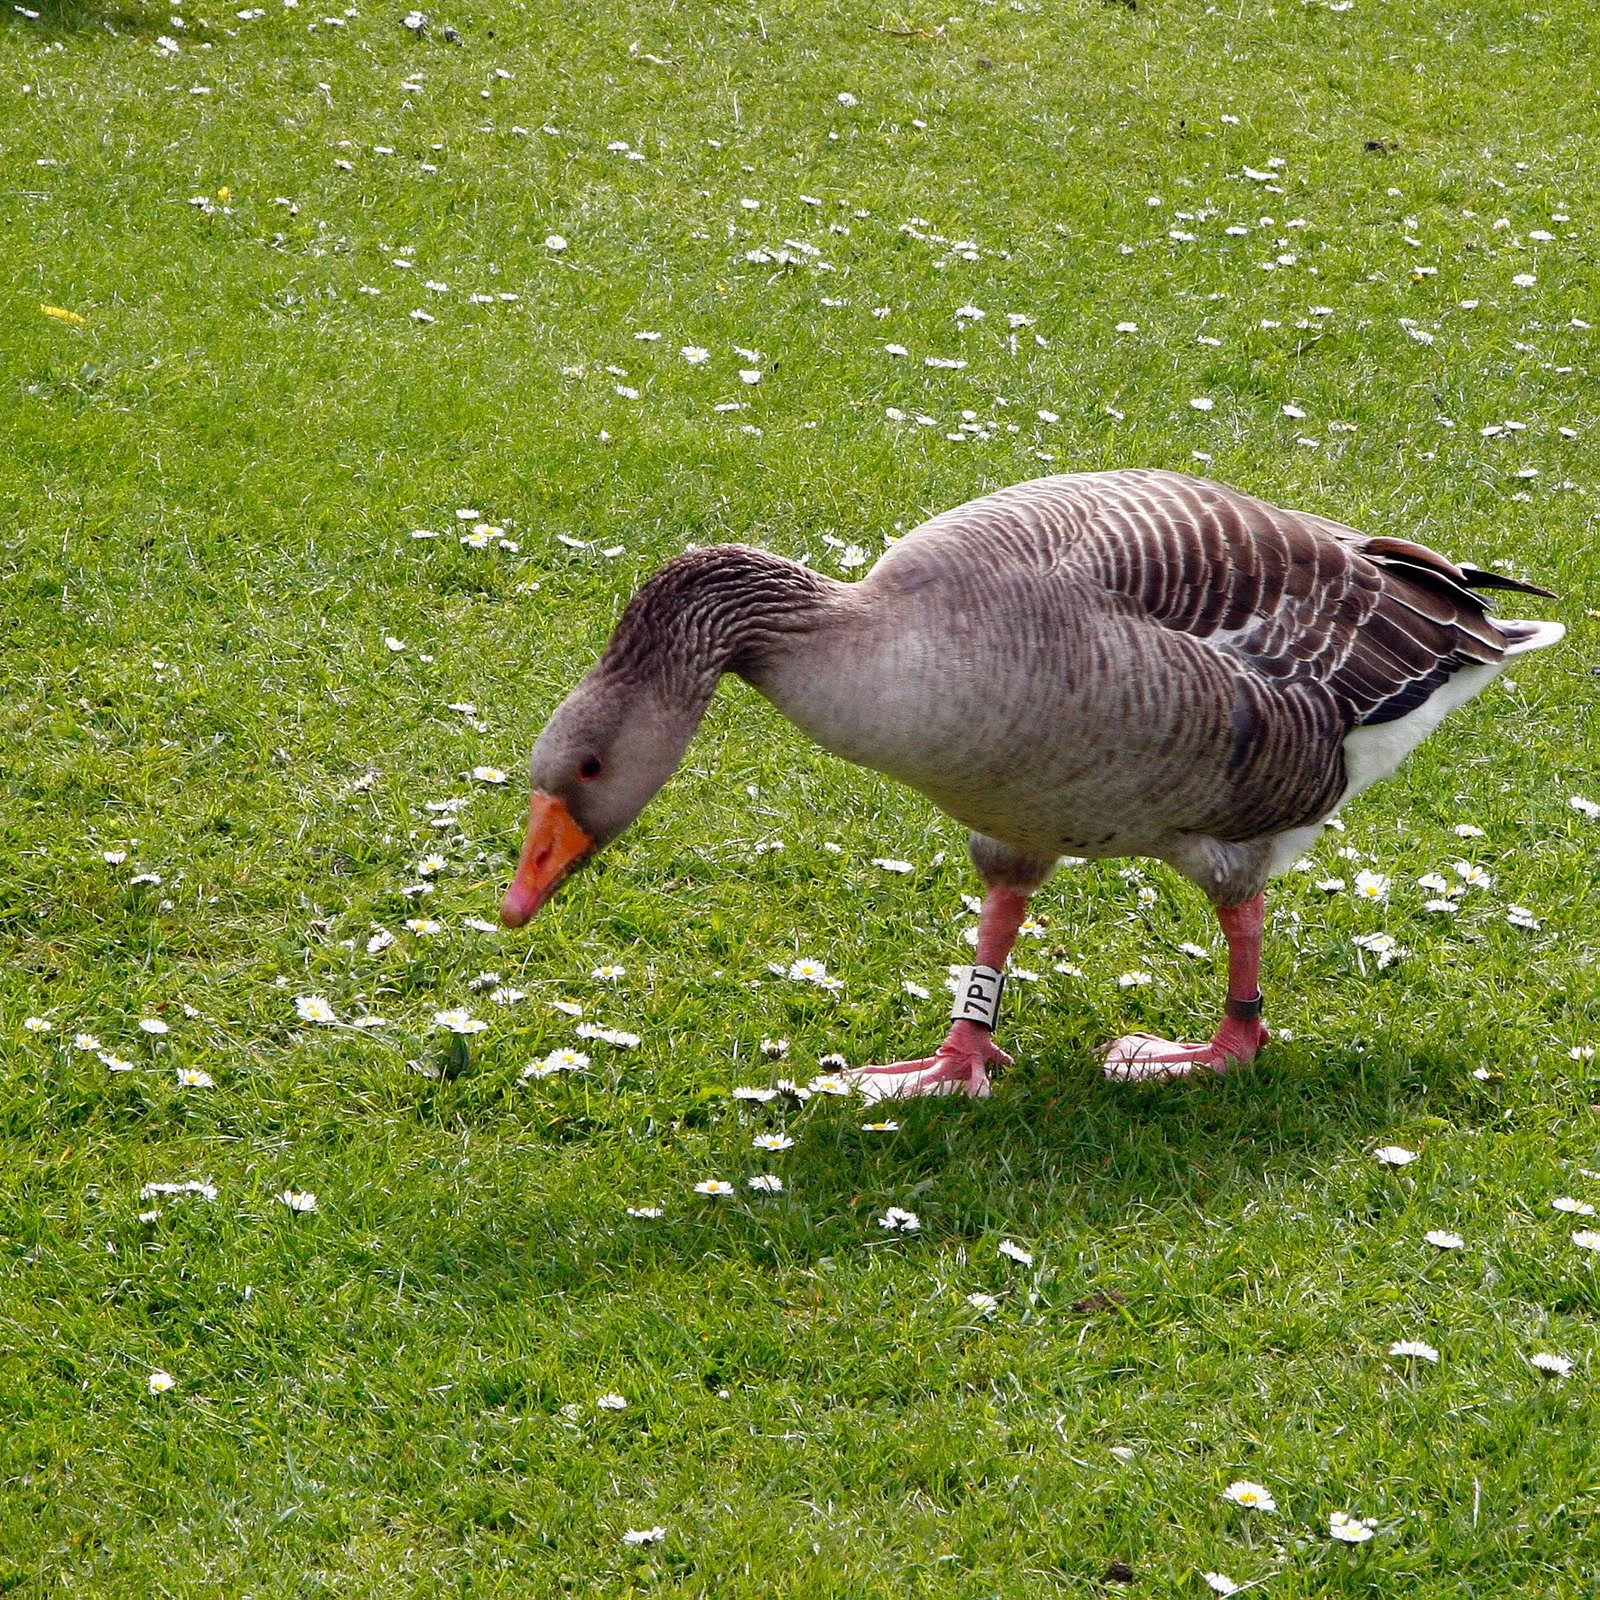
1103;893;1271;1084
850;886;1028;1102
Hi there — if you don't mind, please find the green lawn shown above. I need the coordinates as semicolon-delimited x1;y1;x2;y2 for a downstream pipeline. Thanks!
3;0;1598;1591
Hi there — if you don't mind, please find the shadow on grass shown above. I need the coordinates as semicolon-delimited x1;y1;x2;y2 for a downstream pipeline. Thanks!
401;1030;1484;1306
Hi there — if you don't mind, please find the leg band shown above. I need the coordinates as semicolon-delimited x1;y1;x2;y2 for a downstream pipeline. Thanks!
1225;994;1264;1022
950;965;1005;1030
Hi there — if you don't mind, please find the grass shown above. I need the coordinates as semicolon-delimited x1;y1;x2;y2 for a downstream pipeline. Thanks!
2;0;1598;1590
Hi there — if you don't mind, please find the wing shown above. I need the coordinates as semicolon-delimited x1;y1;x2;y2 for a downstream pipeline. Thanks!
1061;469;1543;728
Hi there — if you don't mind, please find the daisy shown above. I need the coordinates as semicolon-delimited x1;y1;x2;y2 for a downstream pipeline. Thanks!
23;1017;52;1033
861;1121;900;1133
1221;1480;1276;1511
139;1018;169;1035
147;1370;176;1394
176;1068;214;1088
463;916;499;934
98;1051;136;1072
1389;1339;1439;1363
1452;860;1492;889
595;1392;627;1410
903;980;930;999
1570;795;1600;819
732;1085;778;1103
366;928;395;955
276;1189;317;1212
1203;1576;1239;1596
787;957;831;984
1572;1230;1600;1251
523;1047;589;1079
416;854;447;876
576;1024;640;1047
1117;970;1153;988
998;1239;1033;1267
680;345;710;364
405;918;442;935
1328;1511;1375;1544
1554;1197;1596;1216
433;1008;487;1034
544;234;568;251
760;1037;789;1058
871;857;914;874
590;964;626;981
967;1292;998;1312
1189;397;1215;412
752;1132;794;1152
747;1173;784;1193
296;996;338;1027
103;849;127;865
1529;1352;1572;1378
470;766;507;785
1353;869;1391;901
879;1206;920;1232
622;1527;666;1546
1425;1230;1465;1250
72;1032;102;1051
693;1179;734;1196
808;1075;850;1096
1453;823;1486;838
626;1206;664;1218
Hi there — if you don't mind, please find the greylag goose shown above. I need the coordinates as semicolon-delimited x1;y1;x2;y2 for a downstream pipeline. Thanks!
500;469;1562;1098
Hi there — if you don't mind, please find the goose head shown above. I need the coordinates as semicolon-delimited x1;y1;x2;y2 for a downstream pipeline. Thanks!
499;667;702;927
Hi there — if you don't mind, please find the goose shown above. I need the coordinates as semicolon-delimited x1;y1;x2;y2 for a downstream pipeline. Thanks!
499;469;1562;1099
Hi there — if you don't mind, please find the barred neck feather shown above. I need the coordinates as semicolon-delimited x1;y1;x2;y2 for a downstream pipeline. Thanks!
600;545;840;701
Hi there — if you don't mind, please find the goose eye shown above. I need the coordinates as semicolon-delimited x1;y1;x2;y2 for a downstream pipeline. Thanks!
578;756;603;781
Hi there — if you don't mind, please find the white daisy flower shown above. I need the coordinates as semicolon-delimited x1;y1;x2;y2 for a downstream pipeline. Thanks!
622;1526;666;1545
1189;396;1215;412
871;857;914;873
470;766;507;785
1221;1480;1276;1511
861;1121;900;1133
23;1017;52;1033
967;1292;999;1313
575;1024;640;1047
681;345;710;364
732;1085;778;1103
103;849;128;865
1203;1575;1240;1596
1373;1144;1419;1167
1453;823;1485;837
1117;970;1153;988
433;1008;487;1034
1353;869;1391;901
522;1048;589;1079
787;957;831;984
1574;1230;1600;1251
693;1179;734;1196
1569;795;1600;819
1452;860;1492;889
590;964;626;981
276;1189;318;1212
998;1239;1033;1267
1529;1352;1572;1378
296;985;336;1024
405;918;442;935
1329;1511;1375;1544
147;1370;176;1394
99;1051;136;1072
176;1067;214;1088
1554;1197;1597;1216
878;1206;920;1232
595;1392;627;1410
1425;1230;1465;1250
903;980;931;999
366;928;395;955
808;1074;851;1096
747;1174;783;1193
544;234;568;251
139;1018;170;1035
626;1206;664;1218
72;1032;102;1052
753;1132;794;1152
760;1037;789;1058
1389;1339;1439;1363
416;854;447;876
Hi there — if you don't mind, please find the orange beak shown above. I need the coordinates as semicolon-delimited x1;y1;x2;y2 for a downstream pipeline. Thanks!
499;791;593;927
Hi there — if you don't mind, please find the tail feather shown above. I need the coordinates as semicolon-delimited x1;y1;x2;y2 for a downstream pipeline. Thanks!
1498;619;1566;657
